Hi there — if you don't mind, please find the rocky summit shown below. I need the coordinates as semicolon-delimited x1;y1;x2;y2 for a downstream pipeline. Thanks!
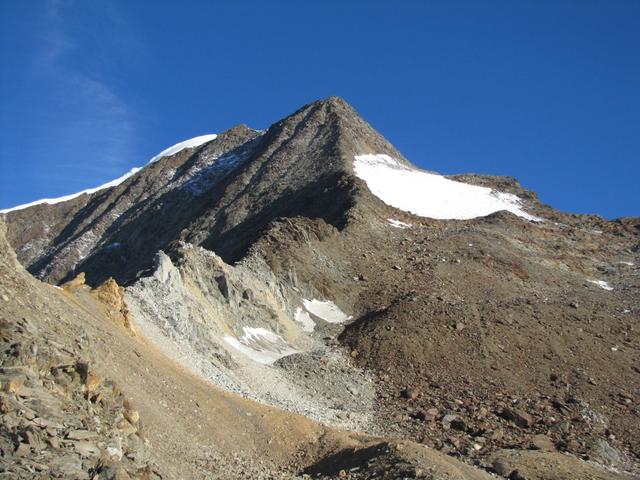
1;97;638;479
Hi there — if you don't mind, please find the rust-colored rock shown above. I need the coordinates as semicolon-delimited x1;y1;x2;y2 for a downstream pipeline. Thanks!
93;277;136;335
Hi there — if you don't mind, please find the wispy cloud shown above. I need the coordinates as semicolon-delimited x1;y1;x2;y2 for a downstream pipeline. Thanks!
32;0;141;183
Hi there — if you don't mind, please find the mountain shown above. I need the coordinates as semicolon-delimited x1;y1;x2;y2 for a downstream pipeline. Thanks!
1;97;638;479
3;97;405;285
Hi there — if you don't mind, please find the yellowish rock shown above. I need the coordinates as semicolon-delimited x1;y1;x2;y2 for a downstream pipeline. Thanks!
124;409;140;425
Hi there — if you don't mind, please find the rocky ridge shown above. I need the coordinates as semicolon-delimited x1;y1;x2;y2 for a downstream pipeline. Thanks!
0;219;158;479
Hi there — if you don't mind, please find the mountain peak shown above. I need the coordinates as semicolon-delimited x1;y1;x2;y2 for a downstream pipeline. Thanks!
296;95;361;124
311;95;353;110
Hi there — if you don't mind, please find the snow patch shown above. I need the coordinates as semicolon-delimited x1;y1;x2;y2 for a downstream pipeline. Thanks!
588;279;613;291
619;261;635;266
180;151;243;195
302;299;352;324
354;154;539;221
387;218;412;229
294;307;316;332
223;327;297;364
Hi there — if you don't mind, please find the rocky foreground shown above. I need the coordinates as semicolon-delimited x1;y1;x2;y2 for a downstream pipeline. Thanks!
0;216;500;479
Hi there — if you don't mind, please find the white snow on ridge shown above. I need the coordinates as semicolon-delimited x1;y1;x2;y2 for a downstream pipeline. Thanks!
302;299;352;324
223;326;298;364
147;134;218;164
588;279;613;291
1;134;218;214
388;218;412;229
0;167;141;214
294;307;316;332
354;154;540;221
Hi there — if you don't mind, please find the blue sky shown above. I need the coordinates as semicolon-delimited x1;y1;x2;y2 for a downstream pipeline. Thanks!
1;1;638;218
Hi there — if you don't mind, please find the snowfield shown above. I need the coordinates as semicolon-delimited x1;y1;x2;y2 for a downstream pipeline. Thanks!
294;307;316;332
302;299;352;324
1;134;218;214
223;326;298;364
354;154;539;221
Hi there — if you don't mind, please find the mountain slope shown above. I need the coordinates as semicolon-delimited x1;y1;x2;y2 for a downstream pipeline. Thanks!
2;97;638;479
0;215;503;479
3;125;258;284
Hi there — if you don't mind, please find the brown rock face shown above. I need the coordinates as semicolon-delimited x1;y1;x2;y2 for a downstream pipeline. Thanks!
93;278;135;334
500;408;535;429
